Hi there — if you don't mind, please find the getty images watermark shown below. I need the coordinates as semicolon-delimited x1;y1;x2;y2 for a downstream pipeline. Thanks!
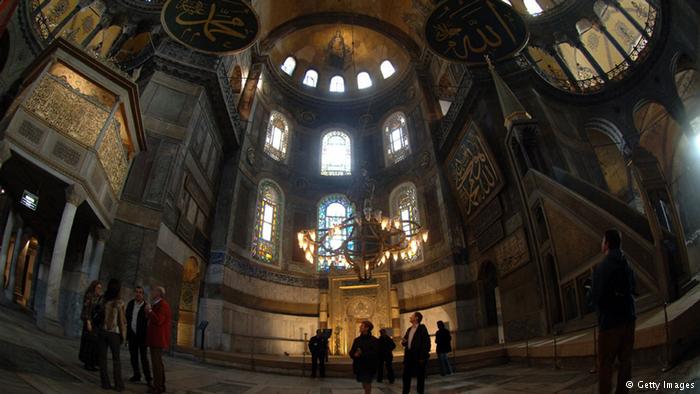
626;381;696;391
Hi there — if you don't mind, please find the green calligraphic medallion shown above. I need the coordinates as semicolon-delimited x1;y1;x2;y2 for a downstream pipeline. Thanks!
425;0;529;65
161;0;259;55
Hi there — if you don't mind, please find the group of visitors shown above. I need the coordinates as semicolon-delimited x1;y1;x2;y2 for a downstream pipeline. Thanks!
78;279;172;393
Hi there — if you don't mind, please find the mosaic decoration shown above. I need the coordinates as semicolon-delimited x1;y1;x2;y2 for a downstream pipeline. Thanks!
251;180;282;265
383;112;411;165
161;0;259;55
447;121;502;221
317;194;354;271
425;0;528;65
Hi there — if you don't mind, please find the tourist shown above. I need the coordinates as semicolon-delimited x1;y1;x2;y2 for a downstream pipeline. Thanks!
79;280;102;371
146;286;171;394
98;278;127;391
435;321;453;375
376;328;395;383
401;312;430;394
308;329;328;378
126;286;151;384
590;229;636;394
350;320;379;394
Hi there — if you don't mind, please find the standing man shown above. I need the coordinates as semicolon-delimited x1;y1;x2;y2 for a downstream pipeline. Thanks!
376;328;396;383
590;229;636;394
401;312;430;394
308;329;328;378
126;286;151;384
145;286;171;394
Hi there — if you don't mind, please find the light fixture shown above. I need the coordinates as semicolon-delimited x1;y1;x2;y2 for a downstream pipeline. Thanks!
297;174;427;281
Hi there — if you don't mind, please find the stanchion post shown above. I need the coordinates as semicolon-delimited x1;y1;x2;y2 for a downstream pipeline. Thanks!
302;332;308;377
553;332;559;370
250;337;256;371
662;302;671;372
590;326;597;374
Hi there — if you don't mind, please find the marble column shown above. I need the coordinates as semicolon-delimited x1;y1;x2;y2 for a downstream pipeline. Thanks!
88;228;108;282
42;185;85;325
4;221;23;302
0;210;15;299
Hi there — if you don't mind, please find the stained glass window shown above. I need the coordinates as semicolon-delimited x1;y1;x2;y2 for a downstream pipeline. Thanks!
264;111;290;161
303;69;318;87
252;180;283;264
321;130;352;176
281;56;296;76
317;194;354;271
380;60;396;79
357;72;372;89
383;112;411;165
390;183;421;262
330;75;345;92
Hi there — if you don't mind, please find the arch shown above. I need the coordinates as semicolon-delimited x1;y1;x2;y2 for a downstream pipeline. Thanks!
633;101;682;178
281;56;296;76
329;75;345;92
356;71;372;89
177;256;201;347
251;179;284;265
317;194;354;271
302;69;318;87
382;111;411;165
380;60;396;79
263;111;290;162
389;182;422;263
478;262;499;326
321;130;352;176
586;128;633;201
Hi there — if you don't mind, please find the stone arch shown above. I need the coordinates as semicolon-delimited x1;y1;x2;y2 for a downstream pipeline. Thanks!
478;262;499;327
176;256;201;348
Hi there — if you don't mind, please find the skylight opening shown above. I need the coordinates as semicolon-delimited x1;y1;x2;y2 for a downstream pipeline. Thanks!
281;56;296;76
303;69;318;87
380;60;396;79
357;72;373;89
524;0;544;14
330;75;345;92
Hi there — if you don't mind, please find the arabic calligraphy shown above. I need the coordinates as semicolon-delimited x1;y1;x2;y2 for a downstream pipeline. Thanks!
425;0;528;64
161;0;259;55
448;123;502;218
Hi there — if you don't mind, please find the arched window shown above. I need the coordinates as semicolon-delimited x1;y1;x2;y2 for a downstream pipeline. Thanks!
317;194;354;271
383;112;411;165
380;60;396;79
252;180;283;265
390;183;422;262
524;0;543;15
264;111;290;161
357;72;372;89
330;75;345;92
281;56;296;76
303;69;318;87
321;130;352;176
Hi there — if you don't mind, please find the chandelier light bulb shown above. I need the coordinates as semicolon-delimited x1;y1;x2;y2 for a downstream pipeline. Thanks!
392;252;398;261
422;231;428;242
310;231;316;241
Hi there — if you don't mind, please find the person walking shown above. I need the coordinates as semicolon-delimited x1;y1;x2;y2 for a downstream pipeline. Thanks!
376;328;395;384
350;321;379;394
146;286;171;394
79;280;102;371
401;312;430;394
308;329;328;378
435;321;453;376
126;285;151;384
98;279;127;391
590;229;636;394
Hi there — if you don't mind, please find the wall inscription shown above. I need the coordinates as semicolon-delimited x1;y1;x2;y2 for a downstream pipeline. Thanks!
447;121;503;221
494;228;529;276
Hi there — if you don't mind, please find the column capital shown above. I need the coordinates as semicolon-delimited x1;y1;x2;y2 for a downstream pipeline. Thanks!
65;184;86;206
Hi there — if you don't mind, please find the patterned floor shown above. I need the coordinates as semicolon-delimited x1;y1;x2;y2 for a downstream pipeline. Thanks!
0;305;698;393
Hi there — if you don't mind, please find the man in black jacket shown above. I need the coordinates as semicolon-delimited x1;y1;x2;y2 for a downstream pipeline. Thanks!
590;229;636;394
126;286;151;384
401;312;430;394
377;328;396;383
308;329;328;378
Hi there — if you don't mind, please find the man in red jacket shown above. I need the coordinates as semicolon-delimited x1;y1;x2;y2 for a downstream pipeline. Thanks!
146;286;171;394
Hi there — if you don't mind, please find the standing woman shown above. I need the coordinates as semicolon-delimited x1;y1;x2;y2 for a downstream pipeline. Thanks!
99;279;127;391
435;321;453;375
79;280;102;371
350;321;379;394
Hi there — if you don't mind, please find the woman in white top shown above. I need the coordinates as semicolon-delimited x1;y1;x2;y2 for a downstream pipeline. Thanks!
99;278;127;391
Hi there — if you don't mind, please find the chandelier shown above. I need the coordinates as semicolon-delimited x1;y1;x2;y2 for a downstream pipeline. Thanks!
297;174;428;280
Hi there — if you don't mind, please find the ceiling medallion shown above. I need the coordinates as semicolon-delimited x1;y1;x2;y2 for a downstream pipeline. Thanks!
424;0;529;65
161;0;259;55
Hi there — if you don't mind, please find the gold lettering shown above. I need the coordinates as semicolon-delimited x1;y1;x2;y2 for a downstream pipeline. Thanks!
175;3;247;43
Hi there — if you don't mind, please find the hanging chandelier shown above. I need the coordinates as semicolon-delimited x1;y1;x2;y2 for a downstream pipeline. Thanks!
297;182;428;281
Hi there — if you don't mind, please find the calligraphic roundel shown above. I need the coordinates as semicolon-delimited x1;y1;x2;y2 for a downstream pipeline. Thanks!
425;0;529;65
161;0;259;55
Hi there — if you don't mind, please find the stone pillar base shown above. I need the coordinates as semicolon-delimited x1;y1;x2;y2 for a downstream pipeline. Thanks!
36;315;65;337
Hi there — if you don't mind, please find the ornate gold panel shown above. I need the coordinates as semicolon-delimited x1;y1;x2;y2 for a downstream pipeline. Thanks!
97;118;129;193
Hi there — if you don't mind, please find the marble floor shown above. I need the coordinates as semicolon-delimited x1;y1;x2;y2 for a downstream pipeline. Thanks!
0;305;699;393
